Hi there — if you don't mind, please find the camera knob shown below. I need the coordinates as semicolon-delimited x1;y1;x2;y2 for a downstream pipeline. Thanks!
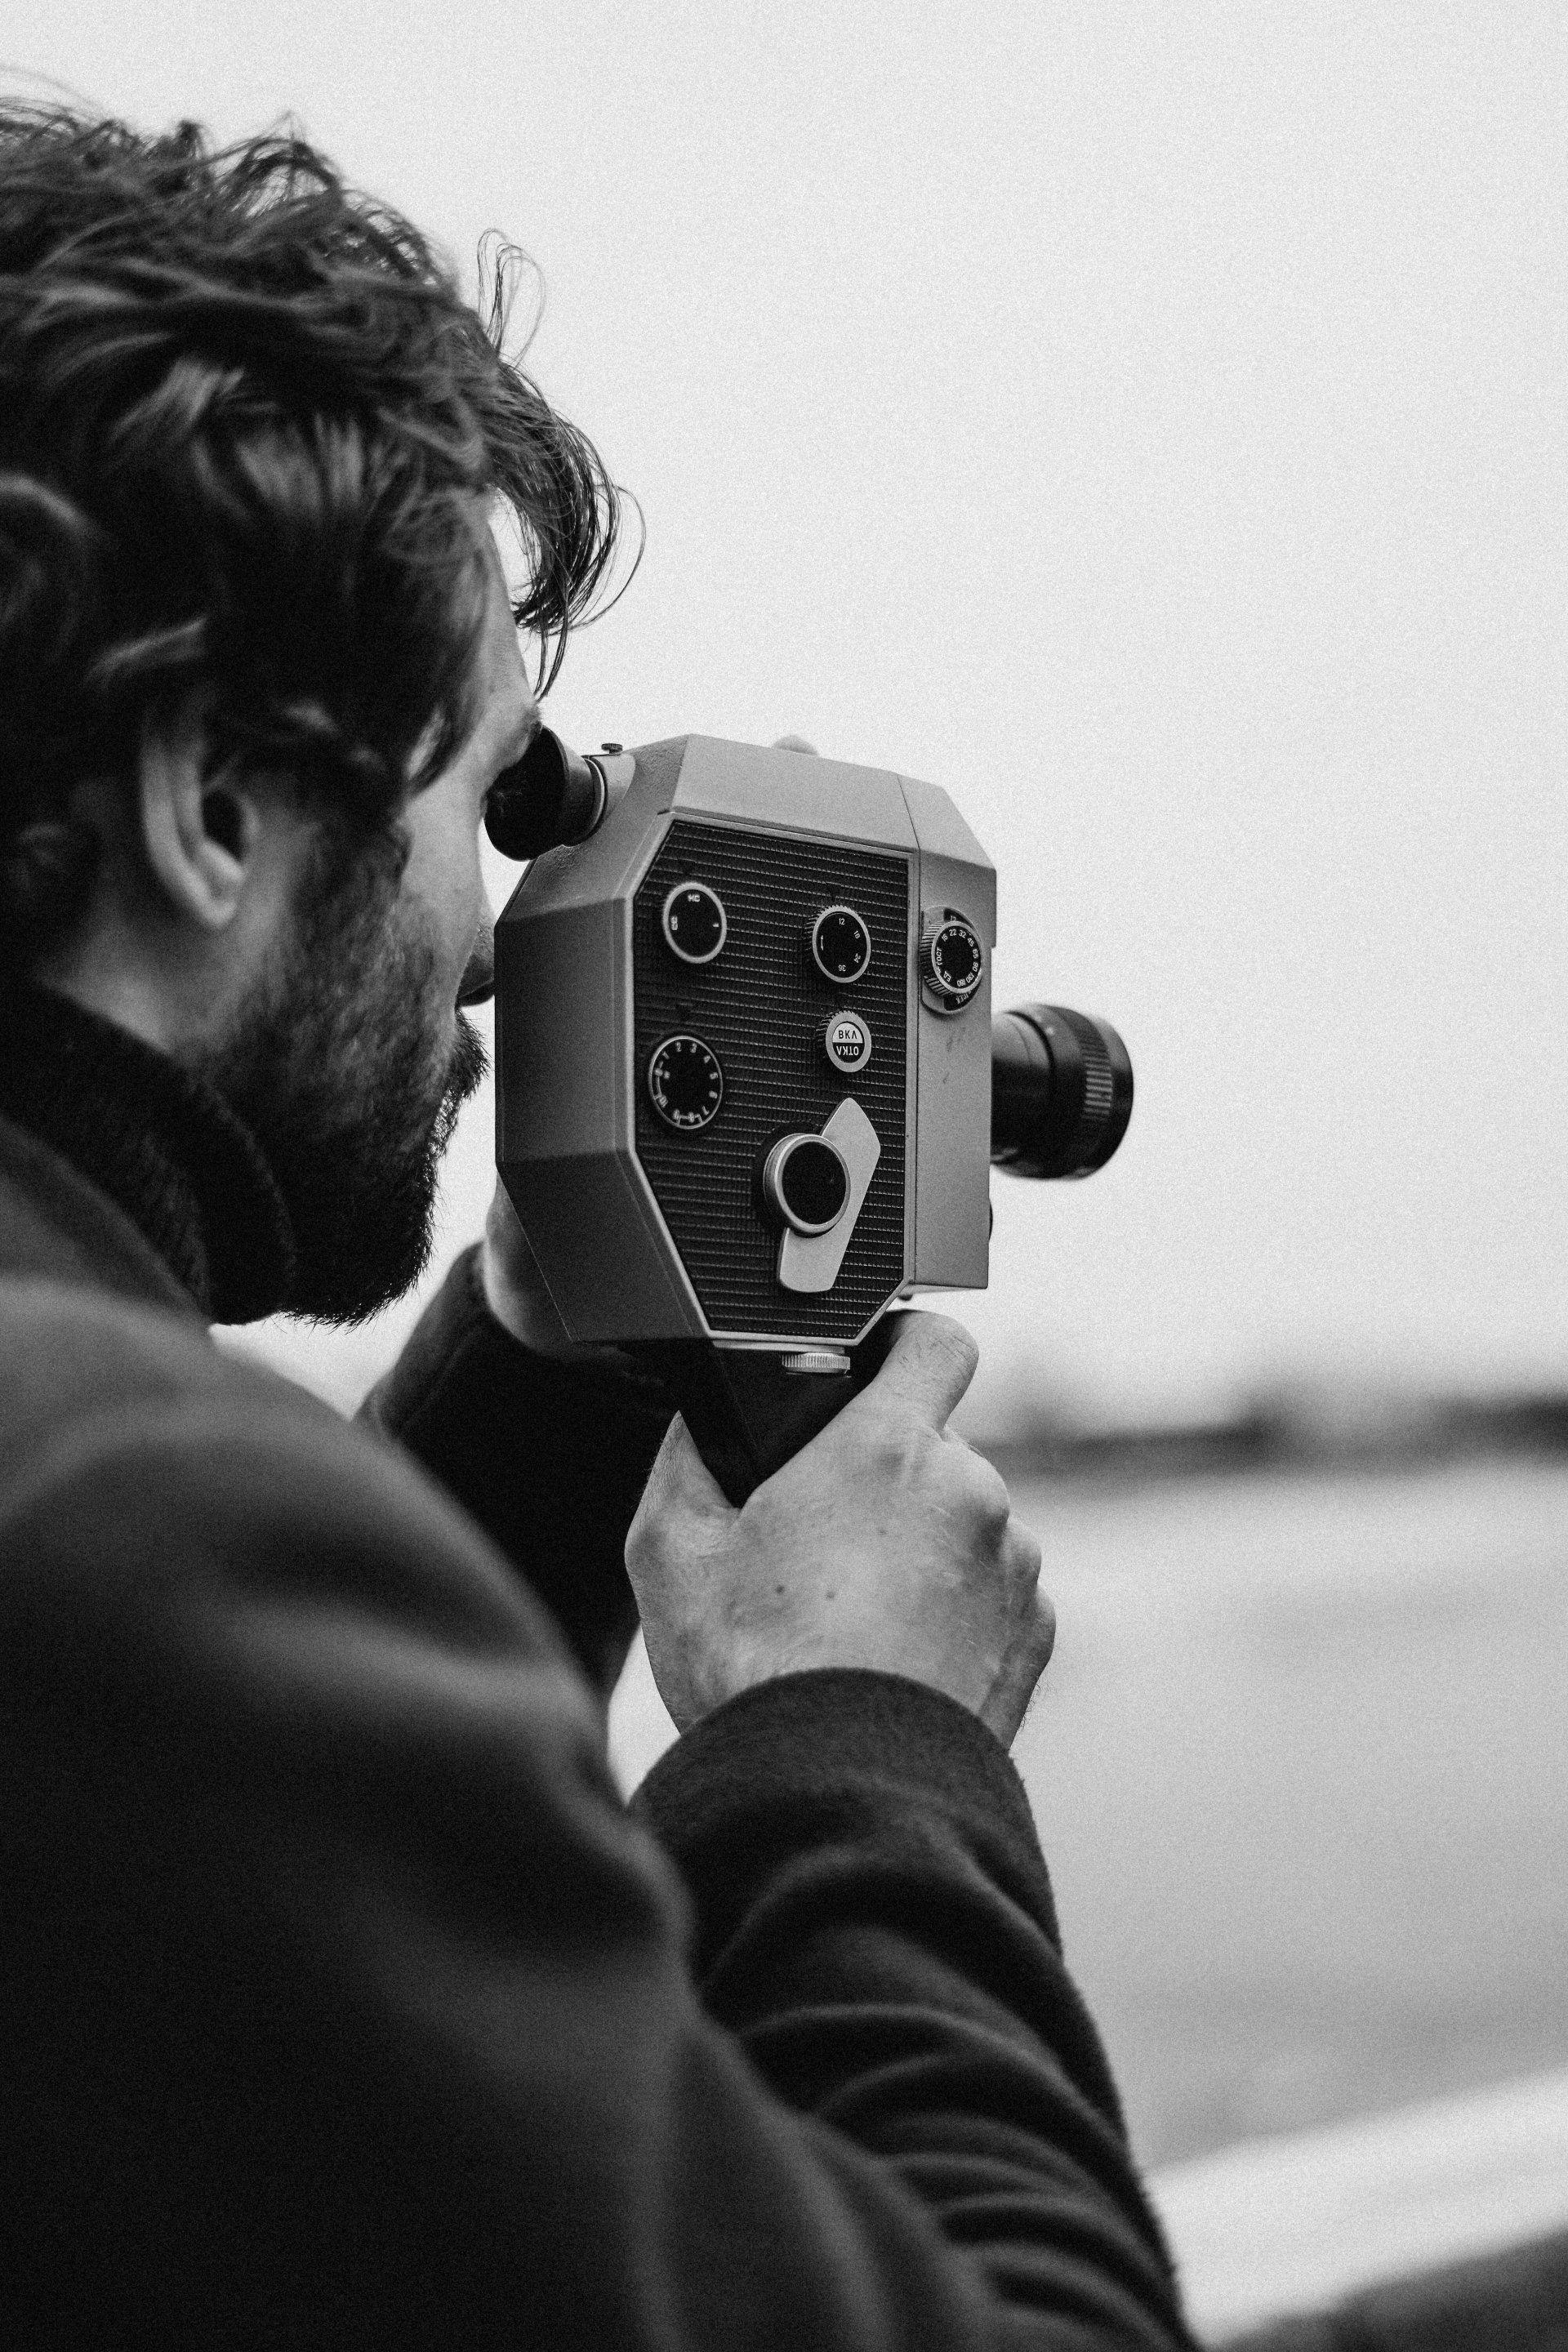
809;904;872;984
920;910;986;1013
647;1034;724;1132
662;881;728;965
761;1134;851;1235
821;1009;872;1076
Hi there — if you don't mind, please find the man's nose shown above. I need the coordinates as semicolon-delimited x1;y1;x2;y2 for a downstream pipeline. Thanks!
458;923;495;1009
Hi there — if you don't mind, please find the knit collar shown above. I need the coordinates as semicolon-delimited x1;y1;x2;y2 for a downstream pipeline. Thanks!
0;984;296;1324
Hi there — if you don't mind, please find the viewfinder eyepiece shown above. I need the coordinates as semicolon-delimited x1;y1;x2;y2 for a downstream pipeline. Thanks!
484;728;607;861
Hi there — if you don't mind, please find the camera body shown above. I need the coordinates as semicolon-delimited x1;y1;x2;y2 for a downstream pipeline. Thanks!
495;734;996;1358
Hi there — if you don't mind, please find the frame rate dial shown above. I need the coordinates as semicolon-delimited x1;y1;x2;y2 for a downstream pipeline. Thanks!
809;904;872;985
647;1034;725;1132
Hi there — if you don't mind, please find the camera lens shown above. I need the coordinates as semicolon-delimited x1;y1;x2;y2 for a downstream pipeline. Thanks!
991;1004;1133;1179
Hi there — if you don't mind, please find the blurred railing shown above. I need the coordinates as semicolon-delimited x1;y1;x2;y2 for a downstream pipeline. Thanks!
1220;2228;1568;2350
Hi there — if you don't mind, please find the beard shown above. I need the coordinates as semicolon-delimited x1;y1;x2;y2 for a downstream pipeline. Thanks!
199;830;488;1325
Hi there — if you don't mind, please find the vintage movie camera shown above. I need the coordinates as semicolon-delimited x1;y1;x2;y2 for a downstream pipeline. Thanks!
487;731;1132;1503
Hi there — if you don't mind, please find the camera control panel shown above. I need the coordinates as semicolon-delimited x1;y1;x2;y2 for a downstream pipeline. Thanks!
630;817;915;1341
494;733;997;1352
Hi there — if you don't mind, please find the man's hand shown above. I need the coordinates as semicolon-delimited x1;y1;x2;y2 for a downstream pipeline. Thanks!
625;1313;1054;1749
481;1182;635;1369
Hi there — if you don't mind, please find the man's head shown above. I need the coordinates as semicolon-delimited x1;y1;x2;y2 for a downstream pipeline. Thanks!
193;532;539;1324
0;107;620;1320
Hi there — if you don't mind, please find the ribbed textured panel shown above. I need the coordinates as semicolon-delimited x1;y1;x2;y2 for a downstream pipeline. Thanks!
634;818;911;1339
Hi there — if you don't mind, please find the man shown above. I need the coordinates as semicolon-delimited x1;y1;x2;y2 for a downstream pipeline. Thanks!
0;107;1194;2346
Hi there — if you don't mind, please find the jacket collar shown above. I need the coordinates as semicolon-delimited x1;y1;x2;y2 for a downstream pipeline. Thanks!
0;986;295;1323
0;1113;200;1318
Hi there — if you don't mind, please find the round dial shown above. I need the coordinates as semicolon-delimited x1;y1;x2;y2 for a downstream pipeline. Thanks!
810;903;872;985
662;881;727;965
762;1134;851;1234
922;912;985;1009
647;1034;724;1131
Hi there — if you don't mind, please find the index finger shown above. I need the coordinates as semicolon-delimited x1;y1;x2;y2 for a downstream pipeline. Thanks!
633;1411;733;1540
857;1310;979;1432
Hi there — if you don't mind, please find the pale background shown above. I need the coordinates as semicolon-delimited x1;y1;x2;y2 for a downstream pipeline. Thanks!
11;14;1568;2315
7;1;1566;1425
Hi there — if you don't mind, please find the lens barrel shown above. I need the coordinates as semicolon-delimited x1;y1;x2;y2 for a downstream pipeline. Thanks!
991;1004;1133;1179
484;729;607;860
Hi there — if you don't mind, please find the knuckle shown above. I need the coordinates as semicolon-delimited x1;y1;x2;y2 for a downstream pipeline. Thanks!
974;1454;1013;1527
1004;1515;1045;1595
624;1489;665;1569
1013;1516;1044;1575
626;1421;697;1565
950;1444;1012;1534
623;1521;654;1583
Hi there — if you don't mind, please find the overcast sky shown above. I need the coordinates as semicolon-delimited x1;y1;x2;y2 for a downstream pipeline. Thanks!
9;1;1566;1424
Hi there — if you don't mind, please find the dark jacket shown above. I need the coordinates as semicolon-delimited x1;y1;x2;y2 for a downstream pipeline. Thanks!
0;988;1194;2349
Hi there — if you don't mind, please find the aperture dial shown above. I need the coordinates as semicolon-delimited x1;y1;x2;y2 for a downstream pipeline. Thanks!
647;1034;724;1131
920;909;986;1013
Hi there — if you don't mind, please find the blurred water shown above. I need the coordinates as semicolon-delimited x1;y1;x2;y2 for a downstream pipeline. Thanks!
1007;1459;1568;2170
612;1456;1568;2172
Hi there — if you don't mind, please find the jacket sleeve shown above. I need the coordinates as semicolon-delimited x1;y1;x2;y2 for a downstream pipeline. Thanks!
360;1242;674;1691
2;1329;1195;2350
635;1671;1194;2346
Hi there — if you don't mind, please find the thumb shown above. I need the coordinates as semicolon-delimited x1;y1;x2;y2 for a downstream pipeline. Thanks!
851;1310;979;1435
628;1413;734;1557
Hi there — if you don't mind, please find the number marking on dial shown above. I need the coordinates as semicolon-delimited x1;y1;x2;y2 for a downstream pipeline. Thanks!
921;911;986;1010
647;1034;725;1131
810;904;872;985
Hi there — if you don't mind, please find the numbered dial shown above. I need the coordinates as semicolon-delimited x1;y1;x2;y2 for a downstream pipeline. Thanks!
647;1034;724;1131
662;881;728;965
920;911;986;1012
810;903;872;985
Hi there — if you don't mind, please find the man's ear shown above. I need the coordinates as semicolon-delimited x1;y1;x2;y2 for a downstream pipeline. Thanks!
137;722;260;933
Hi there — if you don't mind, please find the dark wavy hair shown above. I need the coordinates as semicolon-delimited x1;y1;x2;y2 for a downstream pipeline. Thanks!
0;105;625;963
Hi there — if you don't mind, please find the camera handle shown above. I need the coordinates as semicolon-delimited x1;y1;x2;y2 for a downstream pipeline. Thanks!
635;1317;904;1507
